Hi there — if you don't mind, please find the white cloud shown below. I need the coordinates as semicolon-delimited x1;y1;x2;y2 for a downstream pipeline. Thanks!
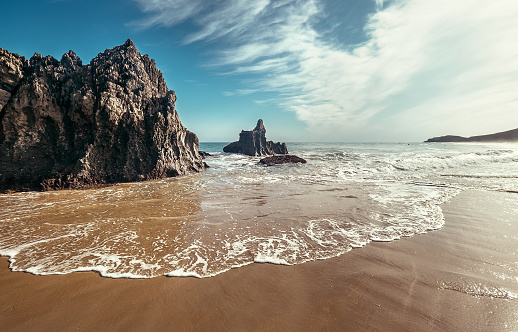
133;0;518;141
184;0;271;43
130;0;204;29
222;89;259;97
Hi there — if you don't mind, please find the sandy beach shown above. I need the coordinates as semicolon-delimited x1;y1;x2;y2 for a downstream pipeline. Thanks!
1;189;517;331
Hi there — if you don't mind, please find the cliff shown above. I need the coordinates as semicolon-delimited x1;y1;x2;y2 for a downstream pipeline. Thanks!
425;128;518;143
0;39;205;192
223;119;288;156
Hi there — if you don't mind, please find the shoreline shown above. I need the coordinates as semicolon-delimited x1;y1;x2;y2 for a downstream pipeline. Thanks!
1;189;517;331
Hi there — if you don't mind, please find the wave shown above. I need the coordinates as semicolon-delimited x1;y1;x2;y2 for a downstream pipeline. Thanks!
0;175;459;278
1;142;516;278
439;280;517;300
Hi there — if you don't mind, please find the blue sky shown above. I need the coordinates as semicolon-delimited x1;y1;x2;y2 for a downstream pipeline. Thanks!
1;0;517;142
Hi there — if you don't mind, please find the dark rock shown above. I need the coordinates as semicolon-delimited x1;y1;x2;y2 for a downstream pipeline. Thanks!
425;128;518;142
0;39;205;192
259;155;307;166
425;135;467;143
0;48;27;113
199;151;211;158
223;119;288;156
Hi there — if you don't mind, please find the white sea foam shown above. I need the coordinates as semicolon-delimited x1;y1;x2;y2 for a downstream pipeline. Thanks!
1;142;517;278
439;280;518;300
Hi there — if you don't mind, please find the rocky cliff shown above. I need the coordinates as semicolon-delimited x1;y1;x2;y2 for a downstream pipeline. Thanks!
0;39;205;192
425;128;518;143
223;119;288;156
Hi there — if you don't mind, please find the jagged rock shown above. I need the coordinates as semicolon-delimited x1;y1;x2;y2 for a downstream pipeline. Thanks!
223;119;288;156
259;155;307;166
199;151;211;158
0;48;27;113
0;39;205;192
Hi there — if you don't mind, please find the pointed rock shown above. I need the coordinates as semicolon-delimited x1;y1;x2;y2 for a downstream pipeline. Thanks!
0;41;205;192
124;38;135;48
223;119;288;156
254;119;265;131
60;50;82;71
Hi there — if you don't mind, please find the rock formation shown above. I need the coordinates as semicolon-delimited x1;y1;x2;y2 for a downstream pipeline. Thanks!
0;39;205;192
425;128;518;142
223;119;288;156
259;155;307;166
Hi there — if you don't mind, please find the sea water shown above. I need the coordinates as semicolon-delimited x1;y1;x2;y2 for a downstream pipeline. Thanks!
1;142;517;278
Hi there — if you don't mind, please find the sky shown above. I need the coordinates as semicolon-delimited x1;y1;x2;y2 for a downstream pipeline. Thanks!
1;0;517;142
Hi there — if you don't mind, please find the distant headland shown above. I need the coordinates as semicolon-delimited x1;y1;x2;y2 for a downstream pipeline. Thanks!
425;128;518;143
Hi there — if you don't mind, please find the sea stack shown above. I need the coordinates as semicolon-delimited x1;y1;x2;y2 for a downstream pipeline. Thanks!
0;39;205;192
223;119;288;156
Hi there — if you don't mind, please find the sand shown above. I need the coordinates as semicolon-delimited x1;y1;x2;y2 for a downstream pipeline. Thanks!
1;189;517;331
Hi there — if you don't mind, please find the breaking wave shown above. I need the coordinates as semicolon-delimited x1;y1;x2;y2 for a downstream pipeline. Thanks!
1;142;516;278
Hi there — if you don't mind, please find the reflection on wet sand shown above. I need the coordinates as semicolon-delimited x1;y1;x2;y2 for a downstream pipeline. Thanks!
1;190;517;332
3;141;476;278
1;171;377;278
0;176;203;278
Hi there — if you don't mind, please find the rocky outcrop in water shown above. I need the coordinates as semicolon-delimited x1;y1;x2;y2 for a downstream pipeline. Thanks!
223;119;288;156
199;151;211;158
0;39;205;192
259;155;307;166
425;128;518;142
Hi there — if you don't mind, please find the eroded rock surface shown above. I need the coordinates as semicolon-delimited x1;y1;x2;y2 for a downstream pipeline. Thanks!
259;155;307;166
223;119;288;156
0;39;205;192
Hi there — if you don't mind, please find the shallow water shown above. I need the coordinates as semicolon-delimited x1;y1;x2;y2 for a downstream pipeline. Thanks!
1;142;517;278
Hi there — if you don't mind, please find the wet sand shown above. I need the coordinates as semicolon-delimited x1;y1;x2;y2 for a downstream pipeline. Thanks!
1;189;517;331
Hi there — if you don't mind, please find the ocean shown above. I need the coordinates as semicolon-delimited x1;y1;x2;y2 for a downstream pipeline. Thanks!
1;142;517;278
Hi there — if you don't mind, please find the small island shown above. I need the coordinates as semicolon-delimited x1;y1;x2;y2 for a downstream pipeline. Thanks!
223;119;288;156
425;128;518;143
223;119;307;165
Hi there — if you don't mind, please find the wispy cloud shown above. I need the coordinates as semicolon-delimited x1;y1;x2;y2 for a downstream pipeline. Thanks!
130;0;204;29
222;89;260;97
184;0;271;44
132;0;518;140
376;0;385;9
